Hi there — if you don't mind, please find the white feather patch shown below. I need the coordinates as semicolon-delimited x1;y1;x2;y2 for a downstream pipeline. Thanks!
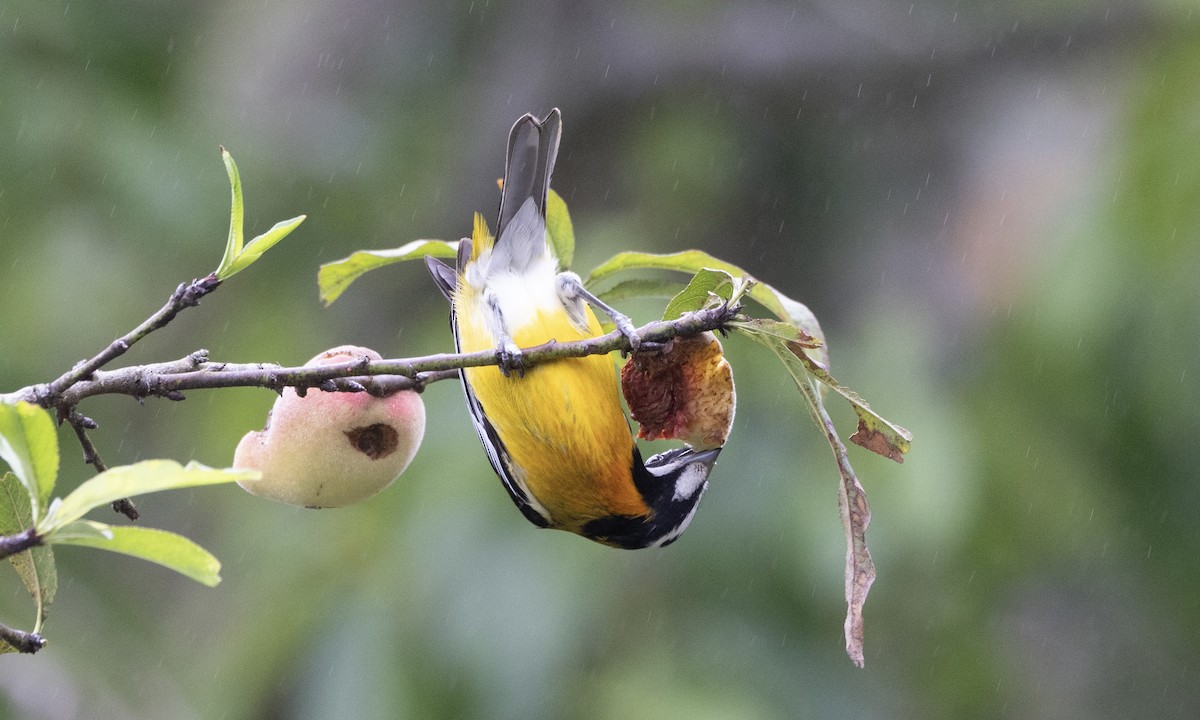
672;462;709;502
484;253;562;331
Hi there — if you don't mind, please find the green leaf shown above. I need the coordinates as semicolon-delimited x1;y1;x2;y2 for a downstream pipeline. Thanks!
225;215;306;279
47;519;113;542
847;408;913;464
735;315;909;664
38;460;257;534
0;401;59;521
1;472;57;632
787;346;912;463
0;472;31;536
587;249;781;312
213;149;304;281
735;315;909;462
587;249;739;286
214;146;245;281
50;521;223;587
318;239;459;306
661;268;734;321
727;317;822;349
16;544;55;633
773;293;829;366
585;249;828;364
545;188;575;270
592;278;686;305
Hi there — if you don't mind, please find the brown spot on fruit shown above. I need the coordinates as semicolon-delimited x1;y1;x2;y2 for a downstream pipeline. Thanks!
233;345;426;508
345;423;400;460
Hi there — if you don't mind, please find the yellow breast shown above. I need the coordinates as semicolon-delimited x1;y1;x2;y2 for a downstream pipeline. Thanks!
454;284;648;530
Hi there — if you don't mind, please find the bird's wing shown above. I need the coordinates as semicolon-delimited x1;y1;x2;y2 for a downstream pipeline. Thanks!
442;280;552;527
424;255;456;300
457;366;552;529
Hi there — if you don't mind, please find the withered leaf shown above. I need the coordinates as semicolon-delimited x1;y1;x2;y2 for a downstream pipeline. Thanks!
850;418;907;463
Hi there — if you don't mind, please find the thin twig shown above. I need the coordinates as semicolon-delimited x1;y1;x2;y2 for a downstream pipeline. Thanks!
63;411;139;520
65;412;106;473
15;278;218;521
35;273;221;401
0;622;46;654
0;283;735;530
0;527;41;562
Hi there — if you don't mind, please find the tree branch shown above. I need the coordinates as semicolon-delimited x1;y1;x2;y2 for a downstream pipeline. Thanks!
0;527;41;562
0;257;736;534
33;273;221;402
5;276;216;520
0;622;46;654
5;303;740;407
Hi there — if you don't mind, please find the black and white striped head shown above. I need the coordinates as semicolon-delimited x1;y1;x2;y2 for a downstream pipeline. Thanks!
581;446;721;549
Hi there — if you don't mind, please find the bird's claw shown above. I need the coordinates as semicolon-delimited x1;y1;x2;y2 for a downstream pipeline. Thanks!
614;315;641;355
497;341;524;378
633;339;668;354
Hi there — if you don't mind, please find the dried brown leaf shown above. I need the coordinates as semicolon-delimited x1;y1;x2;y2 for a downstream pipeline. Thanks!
850;419;906;463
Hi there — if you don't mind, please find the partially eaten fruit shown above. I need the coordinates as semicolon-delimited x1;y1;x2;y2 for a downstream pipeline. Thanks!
234;345;425;508
621;331;735;451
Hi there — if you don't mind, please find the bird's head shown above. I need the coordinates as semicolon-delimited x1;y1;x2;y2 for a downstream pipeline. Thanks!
581;446;721;549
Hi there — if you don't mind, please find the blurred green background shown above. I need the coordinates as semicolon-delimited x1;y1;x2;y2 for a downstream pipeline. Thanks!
1;0;1198;718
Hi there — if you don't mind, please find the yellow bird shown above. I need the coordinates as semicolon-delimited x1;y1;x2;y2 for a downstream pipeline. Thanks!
426;109;720;548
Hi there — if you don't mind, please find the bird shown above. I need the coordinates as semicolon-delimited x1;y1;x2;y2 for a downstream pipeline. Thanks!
425;108;720;548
